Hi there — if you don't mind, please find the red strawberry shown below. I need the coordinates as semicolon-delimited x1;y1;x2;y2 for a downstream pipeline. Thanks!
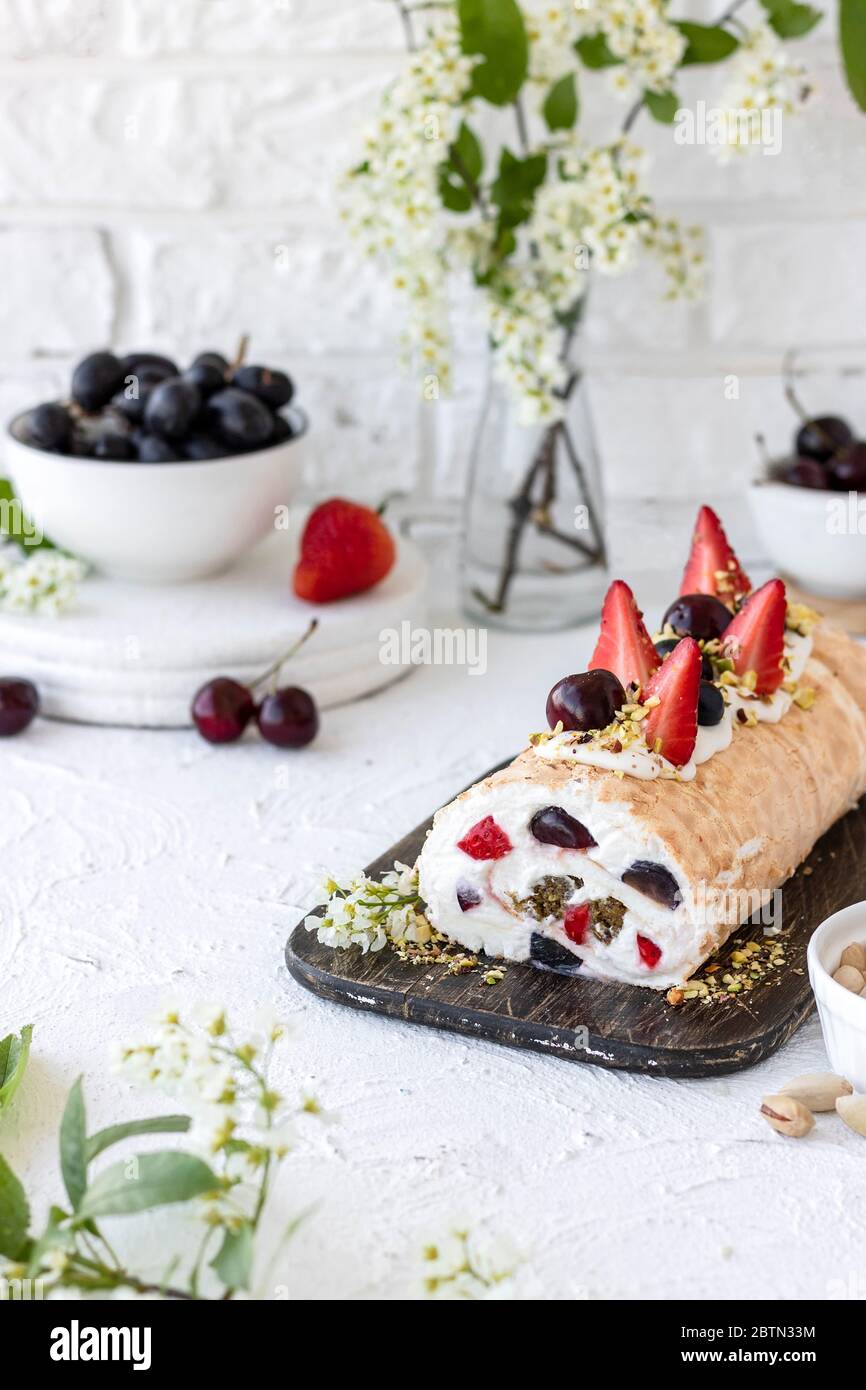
641;636;701;767
679;506;750;603
721;578;786;694
563;903;589;946
457;816;513;861
293;498;396;604
637;934;662;968
589;581;659;690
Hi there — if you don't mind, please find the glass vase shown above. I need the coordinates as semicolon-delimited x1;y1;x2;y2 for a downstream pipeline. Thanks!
460;364;608;632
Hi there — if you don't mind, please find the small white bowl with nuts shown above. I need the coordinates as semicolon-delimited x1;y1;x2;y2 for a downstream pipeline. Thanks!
807;903;866;1092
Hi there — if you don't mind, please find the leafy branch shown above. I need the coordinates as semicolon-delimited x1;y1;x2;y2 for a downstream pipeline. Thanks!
0;1011;314;1301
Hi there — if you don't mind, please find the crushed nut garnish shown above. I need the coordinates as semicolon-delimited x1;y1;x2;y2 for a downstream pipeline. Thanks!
786;602;820;637
665;925;796;1006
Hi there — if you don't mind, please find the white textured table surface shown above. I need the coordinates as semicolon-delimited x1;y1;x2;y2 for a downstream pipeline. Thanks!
2;584;864;1303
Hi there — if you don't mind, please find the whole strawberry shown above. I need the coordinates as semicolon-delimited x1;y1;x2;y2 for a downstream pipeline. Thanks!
293;497;396;604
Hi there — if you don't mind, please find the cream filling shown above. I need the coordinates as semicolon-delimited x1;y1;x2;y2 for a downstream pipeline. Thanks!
533;630;813;782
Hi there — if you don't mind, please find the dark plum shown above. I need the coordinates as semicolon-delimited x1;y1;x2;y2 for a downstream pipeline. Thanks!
138;433;181;463
621;860;682;910
257;686;319;748
456;880;481;912
71;352;125;411
184;434;227;460
546;668;625;733
111;362;174;424
209;388;274;450
796;415;853;464
27;403;72;452
120;352;179;378
784;456;829;490
830;442;866;492
697;680;725;727
144;378;201;441
529;805;596;849
662;593;732;642
529;932;582;975
0;677;40;737
191;677;255;744
232;365;294;411
655;637;713;681
91;432;136;461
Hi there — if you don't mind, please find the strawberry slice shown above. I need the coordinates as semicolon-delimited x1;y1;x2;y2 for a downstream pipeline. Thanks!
564;903;589;945
589;581;659;690
721;578;786;694
641;637;701;767
457;816;513;861
680;506;750;603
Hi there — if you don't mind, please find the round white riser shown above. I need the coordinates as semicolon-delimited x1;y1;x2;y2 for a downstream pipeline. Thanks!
0;531;428;727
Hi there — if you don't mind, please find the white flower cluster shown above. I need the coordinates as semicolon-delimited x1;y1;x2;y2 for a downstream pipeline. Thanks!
340;11;473;398
114;1007;297;1229
0;546;85;616
525;3;578;84
306;861;429;954
714;22;812;160
576;0;686;97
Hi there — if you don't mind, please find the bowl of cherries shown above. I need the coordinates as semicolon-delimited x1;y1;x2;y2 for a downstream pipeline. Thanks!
4;344;307;583
749;404;866;600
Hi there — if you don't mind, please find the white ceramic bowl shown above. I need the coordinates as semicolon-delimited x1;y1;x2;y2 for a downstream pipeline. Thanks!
748;479;866;600
807;903;866;1092
3;406;308;583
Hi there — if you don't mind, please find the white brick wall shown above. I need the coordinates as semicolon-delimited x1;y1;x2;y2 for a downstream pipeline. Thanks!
0;0;864;570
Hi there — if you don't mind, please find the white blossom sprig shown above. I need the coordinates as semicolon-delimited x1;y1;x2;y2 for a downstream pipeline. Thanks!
0;546;85;616
306;861;429;954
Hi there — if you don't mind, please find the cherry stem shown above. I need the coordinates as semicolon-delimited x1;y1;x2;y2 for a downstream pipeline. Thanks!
252;618;318;693
231;333;250;373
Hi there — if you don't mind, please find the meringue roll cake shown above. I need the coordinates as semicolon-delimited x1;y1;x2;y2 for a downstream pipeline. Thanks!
417;508;866;990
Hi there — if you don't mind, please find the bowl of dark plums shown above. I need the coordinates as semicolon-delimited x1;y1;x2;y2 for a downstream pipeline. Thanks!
4;345;307;583
749;408;866;600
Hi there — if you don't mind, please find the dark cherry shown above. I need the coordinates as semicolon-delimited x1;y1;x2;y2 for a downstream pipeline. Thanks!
529;932;582;976
184;362;226;397
257;686;319;748
144;378;201;441
191;351;230;375
91;432;136;461
784;456;829;490
546;668;625;733
796;415;853;463
530;805;596;849
0;677;40;736
184;434;227;460
71;351;125;411
232;365;294;411
111;362;174;423
138;433;181;463
621;860;682;910
830;442;866;492
120;352;179;378
456;880;482;912
697;680;725;727
270;413;294;445
27;403;72;452
662;593;732;642
209;388;274;450
655;637;713;681
191;677;255;744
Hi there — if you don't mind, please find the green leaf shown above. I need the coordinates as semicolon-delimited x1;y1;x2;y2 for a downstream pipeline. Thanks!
86;1114;191;1164
0;1024;33;1117
0;1155;29;1259
458;0;528;106
675;21;740;64
760;0;822;37
438;120;484;213
210;1222;254;1292
575;33;622;68
78;1151;218;1220
491;147;548;230
840;0;866;111
59;1078;88;1211
542;72;579;131
645;89;680;124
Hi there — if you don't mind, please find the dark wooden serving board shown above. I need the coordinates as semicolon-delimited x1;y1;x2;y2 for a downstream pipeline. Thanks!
286;764;866;1077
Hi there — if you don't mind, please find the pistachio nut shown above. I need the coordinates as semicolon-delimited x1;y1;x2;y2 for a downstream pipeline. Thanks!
836;1094;866;1138
778;1072;853;1113
760;1095;815;1137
